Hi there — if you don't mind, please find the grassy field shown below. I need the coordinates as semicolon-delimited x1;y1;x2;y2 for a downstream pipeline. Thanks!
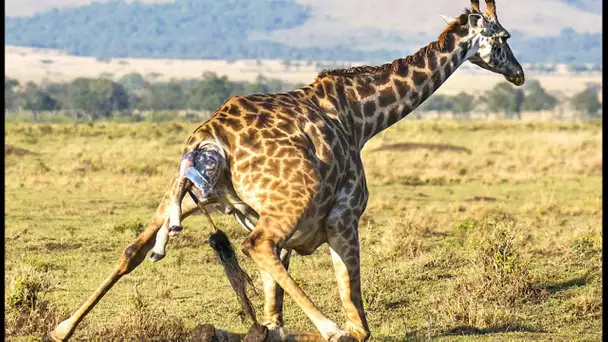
4;119;602;341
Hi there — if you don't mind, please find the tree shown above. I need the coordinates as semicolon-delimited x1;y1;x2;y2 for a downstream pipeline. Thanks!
571;88;602;118
139;82;187;110
41;81;71;109
187;72;237;111
5;77;20;112
419;94;452;112
68;78;129;118
521;80;557;111
451;92;475;116
119;72;147;92
483;82;522;119
22;82;58;111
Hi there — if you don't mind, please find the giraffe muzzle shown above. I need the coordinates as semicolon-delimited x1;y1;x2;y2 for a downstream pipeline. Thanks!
505;69;525;86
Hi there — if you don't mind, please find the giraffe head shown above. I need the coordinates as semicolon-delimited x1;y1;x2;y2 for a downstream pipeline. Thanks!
445;0;525;86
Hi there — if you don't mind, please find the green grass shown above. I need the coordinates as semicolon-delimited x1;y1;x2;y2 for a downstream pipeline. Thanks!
4;119;602;341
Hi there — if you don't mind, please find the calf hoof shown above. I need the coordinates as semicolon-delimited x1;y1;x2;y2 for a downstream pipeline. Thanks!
244;323;268;342
149;252;165;262
168;225;183;237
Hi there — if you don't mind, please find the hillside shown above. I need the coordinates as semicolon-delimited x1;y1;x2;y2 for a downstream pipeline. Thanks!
5;0;603;63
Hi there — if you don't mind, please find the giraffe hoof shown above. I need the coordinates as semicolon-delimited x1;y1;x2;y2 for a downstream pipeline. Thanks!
149;252;165;262
168;225;183;237
42;332;63;342
328;332;358;342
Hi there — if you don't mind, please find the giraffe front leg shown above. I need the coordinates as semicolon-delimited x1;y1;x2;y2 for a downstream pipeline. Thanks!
327;227;370;341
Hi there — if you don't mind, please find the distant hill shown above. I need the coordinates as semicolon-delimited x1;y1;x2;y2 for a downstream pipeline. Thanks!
561;0;602;12
4;0;602;63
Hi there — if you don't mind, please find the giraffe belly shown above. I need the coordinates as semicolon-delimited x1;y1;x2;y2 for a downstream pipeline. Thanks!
231;208;326;255
284;218;327;255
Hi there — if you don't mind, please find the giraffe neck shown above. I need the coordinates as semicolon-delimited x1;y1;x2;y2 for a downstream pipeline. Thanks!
329;31;476;149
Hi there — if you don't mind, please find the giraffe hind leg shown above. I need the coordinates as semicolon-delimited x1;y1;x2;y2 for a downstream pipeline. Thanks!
45;192;201;341
242;217;348;341
151;145;226;262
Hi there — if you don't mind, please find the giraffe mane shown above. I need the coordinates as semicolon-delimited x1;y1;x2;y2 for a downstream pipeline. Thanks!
316;9;473;80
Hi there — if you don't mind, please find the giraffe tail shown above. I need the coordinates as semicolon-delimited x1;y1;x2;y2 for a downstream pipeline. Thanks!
208;230;259;324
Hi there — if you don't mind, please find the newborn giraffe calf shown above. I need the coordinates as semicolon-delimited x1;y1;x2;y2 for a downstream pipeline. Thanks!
150;143;227;261
150;142;259;262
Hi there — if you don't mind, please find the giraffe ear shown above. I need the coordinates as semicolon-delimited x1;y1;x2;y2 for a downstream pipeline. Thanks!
468;13;484;28
439;14;457;24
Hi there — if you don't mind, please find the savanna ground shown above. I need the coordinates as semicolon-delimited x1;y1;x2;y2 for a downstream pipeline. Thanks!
4;119;602;341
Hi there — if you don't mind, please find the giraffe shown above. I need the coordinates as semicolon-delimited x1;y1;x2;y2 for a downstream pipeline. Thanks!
46;1;524;341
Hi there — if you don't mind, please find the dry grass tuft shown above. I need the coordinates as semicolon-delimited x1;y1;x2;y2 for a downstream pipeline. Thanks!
112;219;146;238
87;285;191;341
427;216;545;334
5;265;67;338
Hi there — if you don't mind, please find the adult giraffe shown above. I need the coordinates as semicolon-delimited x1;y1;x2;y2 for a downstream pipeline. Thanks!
47;1;524;341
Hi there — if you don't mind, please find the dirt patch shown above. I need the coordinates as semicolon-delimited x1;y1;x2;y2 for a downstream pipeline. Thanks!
372;142;472;154
5;144;38;156
465;196;498;202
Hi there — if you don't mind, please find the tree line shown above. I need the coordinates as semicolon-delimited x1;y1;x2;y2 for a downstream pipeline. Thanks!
419;79;601;119
4;73;305;120
4;73;602;121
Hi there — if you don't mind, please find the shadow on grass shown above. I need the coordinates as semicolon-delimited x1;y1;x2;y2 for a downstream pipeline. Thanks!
440;323;541;336
541;274;588;293
372;142;472;154
402;323;543;341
